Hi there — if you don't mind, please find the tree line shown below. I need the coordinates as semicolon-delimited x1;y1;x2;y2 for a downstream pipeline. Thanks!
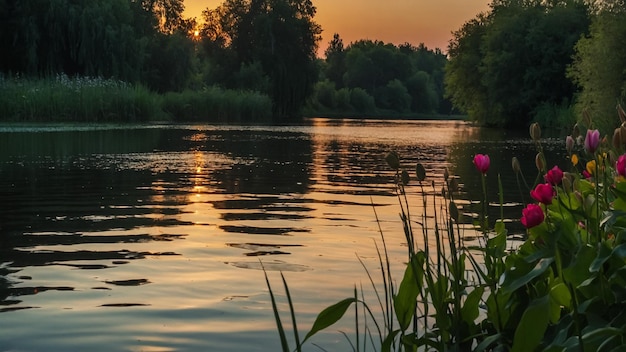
2;0;626;129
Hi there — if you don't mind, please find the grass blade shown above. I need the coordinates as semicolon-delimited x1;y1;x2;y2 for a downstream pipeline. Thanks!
281;272;302;351
262;263;290;352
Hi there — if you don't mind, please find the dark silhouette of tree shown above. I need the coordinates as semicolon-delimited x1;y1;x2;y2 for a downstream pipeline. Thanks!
201;0;321;121
445;0;590;127
324;33;346;89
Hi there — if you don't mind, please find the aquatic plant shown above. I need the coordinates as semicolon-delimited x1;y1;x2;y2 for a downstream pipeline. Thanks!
266;107;626;351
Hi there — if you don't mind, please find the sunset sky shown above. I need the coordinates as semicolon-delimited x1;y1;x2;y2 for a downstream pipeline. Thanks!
183;0;491;55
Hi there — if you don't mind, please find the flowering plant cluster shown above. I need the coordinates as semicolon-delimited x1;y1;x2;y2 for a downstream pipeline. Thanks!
469;116;626;350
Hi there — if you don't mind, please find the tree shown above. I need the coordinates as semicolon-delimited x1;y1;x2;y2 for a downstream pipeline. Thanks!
569;4;626;132
210;0;322;121
445;15;492;123
324;33;346;88
445;0;590;127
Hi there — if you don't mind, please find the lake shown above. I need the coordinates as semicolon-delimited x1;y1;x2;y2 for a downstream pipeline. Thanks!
0;118;565;351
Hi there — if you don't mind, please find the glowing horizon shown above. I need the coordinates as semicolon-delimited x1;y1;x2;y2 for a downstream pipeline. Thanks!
183;0;491;55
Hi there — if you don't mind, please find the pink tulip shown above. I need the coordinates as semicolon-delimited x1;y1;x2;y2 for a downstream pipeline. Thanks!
582;170;591;179
473;154;490;174
530;183;555;205
617;154;626;177
584;129;600;154
544;166;564;185
521;204;545;229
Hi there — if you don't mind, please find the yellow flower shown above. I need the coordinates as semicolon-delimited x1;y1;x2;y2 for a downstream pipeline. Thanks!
571;154;579;166
586;160;597;175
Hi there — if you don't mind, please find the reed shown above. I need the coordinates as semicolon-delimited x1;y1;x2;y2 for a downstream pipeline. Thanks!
0;74;273;123
0;74;159;122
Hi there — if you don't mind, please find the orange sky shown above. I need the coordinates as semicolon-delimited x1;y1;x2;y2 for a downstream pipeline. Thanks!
183;0;491;55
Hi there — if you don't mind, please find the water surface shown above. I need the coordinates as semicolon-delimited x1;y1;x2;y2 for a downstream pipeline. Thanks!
0;118;564;351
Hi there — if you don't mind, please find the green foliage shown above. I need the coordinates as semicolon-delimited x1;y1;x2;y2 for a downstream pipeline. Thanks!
375;79;411;113
161;86;272;122
312;79;337;109
349;88;375;113
569;5;626;134
0;0;190;88
445;0;590;128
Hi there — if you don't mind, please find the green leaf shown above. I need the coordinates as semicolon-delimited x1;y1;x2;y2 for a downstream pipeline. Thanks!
473;333;502;352
501;257;555;294
511;295;550;352
380;330;401;352
549;282;572;308
590;241;614;273
302;297;357;343
263;268;290;352
461;286;485;323
393;253;424;331
581;327;622;350
563;244;597;287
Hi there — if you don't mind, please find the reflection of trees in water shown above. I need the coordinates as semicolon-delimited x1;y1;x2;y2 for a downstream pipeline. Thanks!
209;130;313;194
0;128;187;311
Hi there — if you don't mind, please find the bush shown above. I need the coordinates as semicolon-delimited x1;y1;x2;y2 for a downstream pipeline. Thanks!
349;87;374;113
313;79;337;109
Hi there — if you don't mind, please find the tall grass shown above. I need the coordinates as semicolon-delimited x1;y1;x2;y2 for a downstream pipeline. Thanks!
0;74;159;122
0;74;273;123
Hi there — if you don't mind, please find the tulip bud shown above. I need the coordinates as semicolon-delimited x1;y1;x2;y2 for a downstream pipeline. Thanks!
512;157;521;174
385;151;400;170
562;175;572;194
613;128;621;150
576;135;584;146
584;129;601;154
401;170;410;186
530;122;541;141
415;163;426;182
535;152;546;172
566;135;574;154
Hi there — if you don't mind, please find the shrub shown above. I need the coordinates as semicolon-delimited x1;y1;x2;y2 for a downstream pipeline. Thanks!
349;87;374;113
